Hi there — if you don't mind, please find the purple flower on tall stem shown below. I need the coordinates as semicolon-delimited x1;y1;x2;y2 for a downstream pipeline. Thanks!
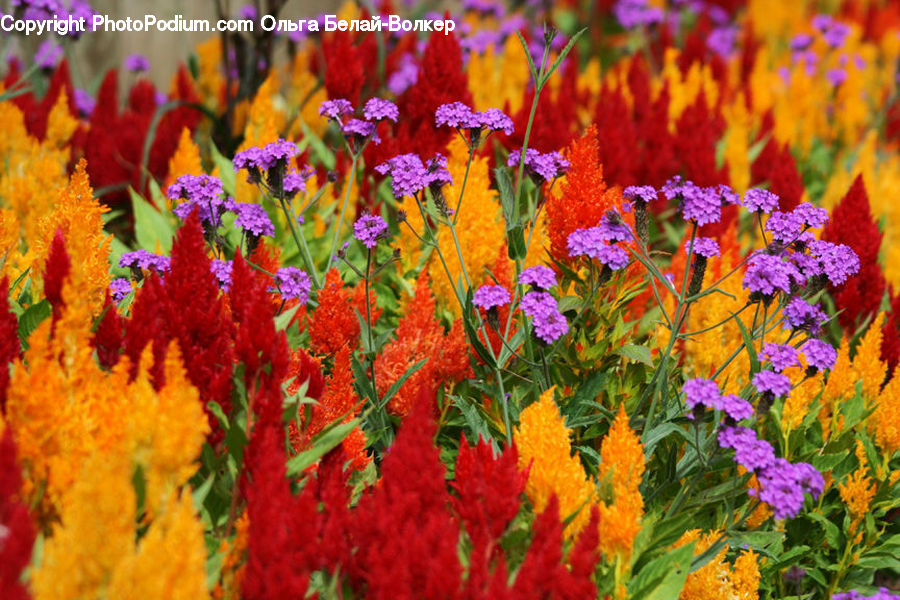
753;370;791;397
518;265;557;290
761;343;801;372
363;97;399;123
473;285;510;310
109;278;132;302
802;339;838;372
124;53;150;73
743;188;780;214
507;149;569;184
353;213;389;249
319;98;354;120
274;267;313;304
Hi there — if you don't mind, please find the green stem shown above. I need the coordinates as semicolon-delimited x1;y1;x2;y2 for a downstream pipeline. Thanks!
364;249;378;403
326;153;359;275
278;192;321;289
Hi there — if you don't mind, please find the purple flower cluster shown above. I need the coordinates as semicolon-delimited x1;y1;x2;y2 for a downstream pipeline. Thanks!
682;378;753;421
342;119;378;142
743;188;780;214
742;252;799;297
681;185;722;226
233;139;298;184
752;370;792;397
507;149;570;184
807;240;861;285
473;285;510;310
719;426;777;471
754;459;825;520
623;185;658;204
210;259;233;291
520;291;568;344
613;0;664;28
167;174;230;225
362;97;400;123
319;99;354;119
567;229;631;270
687;237;720;258
598;211;633;243
765;210;804;244
284;168;313;196
434;102;514;138
232;202;275;238
119;249;171;273
109;278;132;303
761;343;800;372
274;267;313;304
518;265;556;290
353;213;389;249
782;297;827;333
375;153;452;199
834;589;900;600
793;202;829;229
124;53;150;73
802;339;838;371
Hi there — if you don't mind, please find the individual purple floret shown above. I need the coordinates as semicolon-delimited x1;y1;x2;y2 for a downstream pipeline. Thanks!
507;149;570;183
743;188;780;213
823;21;851;48
480;108;514;135
743;252;798;297
274;267;313;304
74;88;95;117
808;240;860;285
435;102;482;129
233;202;275;238
353;213;389;249
473;285;510;310
687;237;720;258
753;370;792;397
109;278;132;302
623;185;658;204
761;343;801;372
342;119;379;146
718;426;776;472
120;250;171;273
802;339;838;371
792;202;829;229
424;154;453;188
319;98;354;120
682;378;721;415
765;210;804;244
598;211;633;243
375;153;429;198
718;394;755;421
782;297;827;333
519;265;557;290
363;97;399;123
124;53;150;73
715;184;741;206
35;41;63;69
210;259;233;290
680;185;722;226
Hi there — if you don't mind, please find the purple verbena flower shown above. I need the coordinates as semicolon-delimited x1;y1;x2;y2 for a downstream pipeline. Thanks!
124;53;150;73
473;285;510;310
35;41;62;69
507;148;569;183
353;213;389;249
765;210;804;244
168;174;231;225
232;202;275;238
682;378;720;415
718;394;755;421
319;98;354;119
435;102;481;129
73;88;95;117
119;250;171;273
519;265;556;290
753;370;792;397
109;278;132;302
718;426;776;472
688;237;720;258
793;202;829;229
532;309;569;344
598;211;633;243
480;108;514;135
623;185;658;204
808;240;860;285
613;0;665;28
567;229;630;269
743;188;780;213
274;267;312;304
827;68;847;86
802;339;838;371
743;252;798;297
342;119;379;144
363;97;399;123
782;297;827;333
376;153;429;198
761;342;801;372
210;259;233;290
755;458;808;519
284;168;313;196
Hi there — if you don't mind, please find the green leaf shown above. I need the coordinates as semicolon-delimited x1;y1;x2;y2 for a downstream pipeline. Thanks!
616;344;654;367
129;187;174;254
629;541;695;600
734;315;759;374
506;223;526;260
18;299;51;350
274;303;302;331
515;31;539;82
807;511;842;549
494;167;516;224
378;358;428;410
286;418;360;476
541;28;586;86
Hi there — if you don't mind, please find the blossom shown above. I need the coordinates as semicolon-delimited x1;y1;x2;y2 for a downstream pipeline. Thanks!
210;259;233;290
232;202;275;238
283;168;313;196
793;202;829;229
518;265;556;290
598;211;633;243
567;229;630;269
682;378;720;415
233;139;298;182
742;252;798;297
362;97;399;122
124;53;150;73
479;108;514;135
353;213;389;249
623;185;657;203
109;278;132;302
761;343;801;372
273;267;312;304
473;285;510;310
680;185;721;226
119;250;172;273
743;188;780;213
318;98;354;119
341;119;378;143
765;210;804;244
753;371;792;397
687;237;720;258
167;174;230;225
782;297;827;333
718;394;755;421
756;458;822;519
802;339;838;371
808;240;861;286
35;41;63;68
435;102;482;129
718;426;776;472
375;153;429;198
507;148;570;183
520;291;568;344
